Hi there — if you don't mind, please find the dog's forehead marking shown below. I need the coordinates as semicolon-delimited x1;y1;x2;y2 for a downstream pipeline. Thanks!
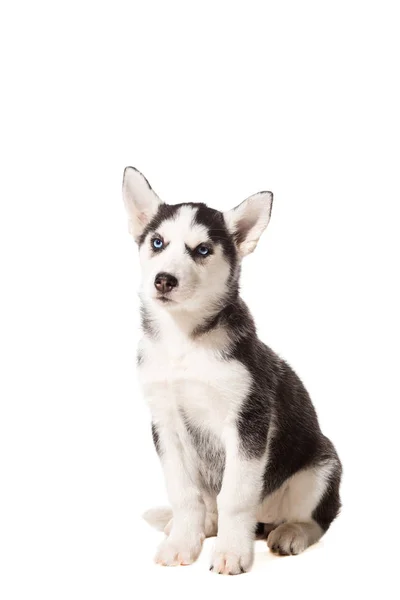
159;205;210;246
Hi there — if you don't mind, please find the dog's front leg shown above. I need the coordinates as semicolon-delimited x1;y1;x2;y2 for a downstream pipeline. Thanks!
210;428;266;575
154;427;206;566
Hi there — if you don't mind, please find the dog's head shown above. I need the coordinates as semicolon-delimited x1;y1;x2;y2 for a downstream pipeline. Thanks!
122;167;273;313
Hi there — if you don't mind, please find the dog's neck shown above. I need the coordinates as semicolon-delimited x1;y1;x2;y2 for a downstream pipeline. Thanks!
141;286;242;342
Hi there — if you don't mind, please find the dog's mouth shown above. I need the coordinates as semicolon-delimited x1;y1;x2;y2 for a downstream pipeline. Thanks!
154;294;175;304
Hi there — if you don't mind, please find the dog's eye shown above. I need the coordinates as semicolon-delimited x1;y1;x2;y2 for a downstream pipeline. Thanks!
152;238;164;250
197;245;210;256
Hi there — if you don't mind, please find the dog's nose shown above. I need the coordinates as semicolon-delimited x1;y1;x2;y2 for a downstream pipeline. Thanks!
154;272;178;293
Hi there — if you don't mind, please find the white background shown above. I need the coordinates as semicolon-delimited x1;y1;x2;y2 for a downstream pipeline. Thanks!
1;1;399;598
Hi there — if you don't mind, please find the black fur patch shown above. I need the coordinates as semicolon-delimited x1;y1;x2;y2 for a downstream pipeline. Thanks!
255;522;266;538
261;362;325;496
192;204;237;269
205;296;342;512
151;423;162;455
184;243;214;262
138;204;181;246
211;299;278;461
140;305;157;338
312;442;342;532
191;287;244;337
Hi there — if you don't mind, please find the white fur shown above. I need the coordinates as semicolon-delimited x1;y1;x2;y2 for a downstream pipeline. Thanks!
210;427;268;574
142;506;172;532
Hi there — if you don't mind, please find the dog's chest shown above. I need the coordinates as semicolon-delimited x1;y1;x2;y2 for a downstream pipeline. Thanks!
138;333;250;435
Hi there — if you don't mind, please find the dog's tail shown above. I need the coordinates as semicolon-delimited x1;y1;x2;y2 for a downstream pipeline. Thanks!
142;506;172;531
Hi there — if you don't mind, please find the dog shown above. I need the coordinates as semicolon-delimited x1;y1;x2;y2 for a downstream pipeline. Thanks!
122;167;342;575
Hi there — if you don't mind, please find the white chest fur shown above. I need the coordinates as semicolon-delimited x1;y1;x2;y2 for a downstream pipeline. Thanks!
138;325;251;438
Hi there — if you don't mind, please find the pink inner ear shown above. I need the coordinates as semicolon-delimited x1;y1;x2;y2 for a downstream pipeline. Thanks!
138;211;148;225
235;215;257;245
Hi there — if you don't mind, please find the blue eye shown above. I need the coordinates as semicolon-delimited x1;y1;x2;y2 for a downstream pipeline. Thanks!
197;245;210;256
152;238;163;250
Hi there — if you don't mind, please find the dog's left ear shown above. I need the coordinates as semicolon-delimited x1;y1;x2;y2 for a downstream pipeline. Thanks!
224;191;273;257
122;167;163;242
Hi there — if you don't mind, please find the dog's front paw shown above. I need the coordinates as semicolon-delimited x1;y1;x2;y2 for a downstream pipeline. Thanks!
210;543;254;575
155;533;205;566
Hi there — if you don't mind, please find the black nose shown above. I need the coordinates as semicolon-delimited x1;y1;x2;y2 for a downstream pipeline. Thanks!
154;272;178;293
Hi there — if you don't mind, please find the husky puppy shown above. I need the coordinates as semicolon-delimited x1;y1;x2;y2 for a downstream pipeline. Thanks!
122;167;342;575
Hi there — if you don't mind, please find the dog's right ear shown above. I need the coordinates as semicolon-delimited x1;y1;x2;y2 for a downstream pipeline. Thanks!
122;167;163;242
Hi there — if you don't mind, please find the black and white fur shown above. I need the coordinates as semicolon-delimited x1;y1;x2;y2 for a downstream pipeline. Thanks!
122;167;342;575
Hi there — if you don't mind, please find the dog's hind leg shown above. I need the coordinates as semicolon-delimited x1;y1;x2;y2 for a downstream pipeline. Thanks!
143;493;218;538
142;507;172;532
261;458;341;556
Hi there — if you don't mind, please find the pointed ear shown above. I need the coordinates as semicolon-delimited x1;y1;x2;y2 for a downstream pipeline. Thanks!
122;167;163;242
224;191;273;257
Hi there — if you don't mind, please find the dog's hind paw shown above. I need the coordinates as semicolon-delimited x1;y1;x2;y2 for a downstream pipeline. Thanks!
267;523;308;555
